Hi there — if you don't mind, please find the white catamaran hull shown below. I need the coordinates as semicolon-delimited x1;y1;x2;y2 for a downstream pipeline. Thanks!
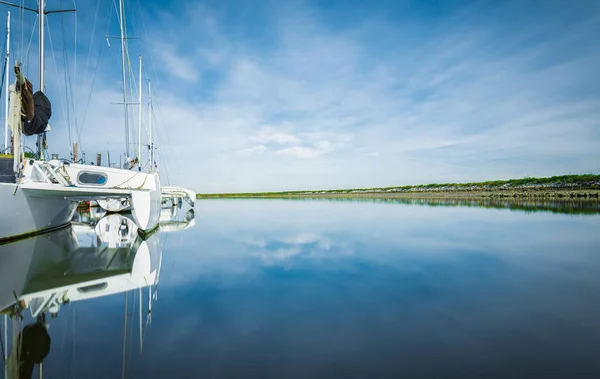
161;185;196;208
0;182;79;243
0;161;161;242
64;164;161;230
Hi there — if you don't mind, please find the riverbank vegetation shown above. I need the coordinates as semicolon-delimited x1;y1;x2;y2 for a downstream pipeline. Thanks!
197;174;600;199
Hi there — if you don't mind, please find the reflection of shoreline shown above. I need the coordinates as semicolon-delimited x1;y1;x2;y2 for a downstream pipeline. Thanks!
199;188;600;200
201;196;600;215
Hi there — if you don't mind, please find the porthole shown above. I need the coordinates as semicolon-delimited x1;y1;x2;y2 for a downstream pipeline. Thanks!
77;171;108;186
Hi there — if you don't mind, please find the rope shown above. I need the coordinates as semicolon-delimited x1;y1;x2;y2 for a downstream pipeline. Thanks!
24;14;38;74
78;41;103;134
82;0;101;82
25;16;40;57
152;101;172;185
79;0;112;141
45;17;72;155
109;168;150;190
59;10;79;152
112;0;119;27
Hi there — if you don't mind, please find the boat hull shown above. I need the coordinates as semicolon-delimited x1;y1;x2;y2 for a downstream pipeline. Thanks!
63;164;161;231
0;182;79;243
161;185;196;208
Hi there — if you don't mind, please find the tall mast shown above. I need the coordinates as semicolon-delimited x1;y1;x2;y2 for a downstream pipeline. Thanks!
137;55;142;170
148;80;153;171
3;10;9;151
35;0;46;160
121;291;128;379
119;0;129;158
139;288;143;354
39;0;45;90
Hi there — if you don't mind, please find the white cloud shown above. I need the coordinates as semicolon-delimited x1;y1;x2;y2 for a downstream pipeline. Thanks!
275;146;327;159
235;144;267;157
251;129;302;145
153;42;199;82
31;1;600;192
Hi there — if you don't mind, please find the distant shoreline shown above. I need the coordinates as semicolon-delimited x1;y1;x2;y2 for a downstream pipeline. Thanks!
197;174;600;200
197;189;599;200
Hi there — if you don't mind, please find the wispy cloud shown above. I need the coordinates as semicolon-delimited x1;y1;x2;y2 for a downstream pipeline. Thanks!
153;41;199;82
15;0;599;192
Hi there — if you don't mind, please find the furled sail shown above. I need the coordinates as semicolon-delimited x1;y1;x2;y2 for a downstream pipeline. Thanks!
8;66;24;174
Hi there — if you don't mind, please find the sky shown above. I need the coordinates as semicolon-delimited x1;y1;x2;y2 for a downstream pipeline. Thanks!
0;0;598;192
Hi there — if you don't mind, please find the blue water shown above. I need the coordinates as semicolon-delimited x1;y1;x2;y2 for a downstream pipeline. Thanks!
3;199;600;378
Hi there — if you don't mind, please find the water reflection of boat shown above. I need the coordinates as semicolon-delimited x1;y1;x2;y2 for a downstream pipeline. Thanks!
159;204;196;232
0;226;78;314
71;197;196;237
0;212;162;378
1;215;161;314
70;204;107;226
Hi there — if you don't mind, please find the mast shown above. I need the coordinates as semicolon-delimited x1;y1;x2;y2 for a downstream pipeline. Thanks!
139;288;143;354
121;291;128;379
3;10;9;151
118;0;129;158
148;80;153;171
137;55;142;170
35;0;45;159
39;0;45;91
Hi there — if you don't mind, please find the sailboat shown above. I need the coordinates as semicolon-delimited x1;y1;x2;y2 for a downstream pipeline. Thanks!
0;0;161;243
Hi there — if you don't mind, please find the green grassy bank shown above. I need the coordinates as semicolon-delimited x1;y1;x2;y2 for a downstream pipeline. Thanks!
197;174;600;199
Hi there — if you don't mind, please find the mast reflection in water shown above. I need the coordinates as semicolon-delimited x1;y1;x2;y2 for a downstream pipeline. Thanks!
0;202;193;379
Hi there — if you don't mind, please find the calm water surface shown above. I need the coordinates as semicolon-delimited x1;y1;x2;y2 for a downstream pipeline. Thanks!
2;199;600;378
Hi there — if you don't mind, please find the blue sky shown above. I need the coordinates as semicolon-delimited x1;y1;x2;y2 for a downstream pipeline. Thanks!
1;0;599;192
